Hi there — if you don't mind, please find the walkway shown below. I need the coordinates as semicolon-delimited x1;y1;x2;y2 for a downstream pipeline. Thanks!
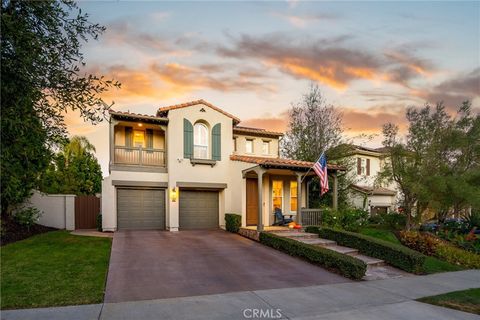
270;230;409;280
2;270;479;320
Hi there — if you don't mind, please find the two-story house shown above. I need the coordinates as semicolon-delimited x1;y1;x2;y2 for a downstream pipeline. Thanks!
101;100;343;232
348;145;398;214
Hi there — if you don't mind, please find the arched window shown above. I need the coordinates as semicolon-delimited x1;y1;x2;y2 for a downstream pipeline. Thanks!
194;122;209;159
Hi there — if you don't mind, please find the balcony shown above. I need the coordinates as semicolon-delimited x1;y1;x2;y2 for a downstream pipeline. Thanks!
114;146;165;167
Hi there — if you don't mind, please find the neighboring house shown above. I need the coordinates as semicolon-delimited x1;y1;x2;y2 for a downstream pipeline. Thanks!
101;100;343;232
347;145;398;214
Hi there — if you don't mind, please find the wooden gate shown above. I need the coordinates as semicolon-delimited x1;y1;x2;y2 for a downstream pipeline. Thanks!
75;195;100;229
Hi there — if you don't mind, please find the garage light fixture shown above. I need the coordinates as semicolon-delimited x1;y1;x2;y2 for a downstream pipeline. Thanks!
170;187;178;202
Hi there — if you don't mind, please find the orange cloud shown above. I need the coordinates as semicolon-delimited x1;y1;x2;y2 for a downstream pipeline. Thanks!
241;112;289;133
86;61;276;105
342;105;407;132
241;105;407;136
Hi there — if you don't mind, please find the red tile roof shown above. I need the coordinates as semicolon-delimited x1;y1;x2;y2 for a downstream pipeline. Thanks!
156;99;241;124
233;126;283;137
351;184;396;196
109;110;168;123
230;155;345;171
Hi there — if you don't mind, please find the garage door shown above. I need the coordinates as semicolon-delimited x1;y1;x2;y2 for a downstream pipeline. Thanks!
179;190;219;229
117;188;165;230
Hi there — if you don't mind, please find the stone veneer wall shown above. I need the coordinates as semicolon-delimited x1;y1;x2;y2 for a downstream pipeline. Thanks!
238;228;260;241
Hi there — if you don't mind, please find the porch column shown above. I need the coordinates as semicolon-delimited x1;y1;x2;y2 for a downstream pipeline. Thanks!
256;167;266;232
332;172;338;211
306;177;310;209
295;172;302;225
109;120;118;174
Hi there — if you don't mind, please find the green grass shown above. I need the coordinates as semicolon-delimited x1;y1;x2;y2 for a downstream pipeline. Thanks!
359;227;462;274
423;256;463;273
417;288;480;315
359;228;401;244
1;231;112;309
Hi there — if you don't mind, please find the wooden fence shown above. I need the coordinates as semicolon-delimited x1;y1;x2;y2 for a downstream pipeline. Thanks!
75;195;100;229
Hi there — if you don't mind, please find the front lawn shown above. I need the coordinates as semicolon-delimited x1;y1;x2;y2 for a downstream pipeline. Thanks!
359;227;462;274
359;227;401;244
1;231;112;309
417;288;480;315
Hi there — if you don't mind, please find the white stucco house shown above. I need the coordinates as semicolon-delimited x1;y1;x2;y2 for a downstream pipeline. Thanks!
101;100;343;232
347;145;399;214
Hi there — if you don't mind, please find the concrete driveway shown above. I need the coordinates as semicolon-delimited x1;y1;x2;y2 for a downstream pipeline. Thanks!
104;230;349;302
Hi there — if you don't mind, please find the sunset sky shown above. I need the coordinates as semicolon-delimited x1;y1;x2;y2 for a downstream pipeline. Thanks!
68;1;480;174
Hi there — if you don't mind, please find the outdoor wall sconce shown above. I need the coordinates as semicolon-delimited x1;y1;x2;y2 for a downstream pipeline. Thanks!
170;187;178;202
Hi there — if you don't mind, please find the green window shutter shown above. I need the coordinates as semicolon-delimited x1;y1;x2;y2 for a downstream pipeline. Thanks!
125;127;133;147
212;123;221;161
146;129;153;149
183;119;193;159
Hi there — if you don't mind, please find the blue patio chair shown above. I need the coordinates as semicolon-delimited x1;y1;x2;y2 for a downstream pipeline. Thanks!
273;208;294;226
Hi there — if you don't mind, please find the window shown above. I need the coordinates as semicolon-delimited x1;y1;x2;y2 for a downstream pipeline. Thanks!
357;157;371;176
290;181;297;212
262;141;270;155
133;130;145;147
246;139;254;153
272;180;283;211
194;123;209;159
233;137;237;152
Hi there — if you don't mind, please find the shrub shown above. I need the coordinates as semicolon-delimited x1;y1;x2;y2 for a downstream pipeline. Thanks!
466;210;480;229
340;208;369;232
307;226;426;273
259;232;366;280
225;213;241;233
436;244;480;269
96;213;102;232
438;230;480;254
13;207;42;230
320;207;368;231
382;212;406;230
367;214;384;225
398;231;441;256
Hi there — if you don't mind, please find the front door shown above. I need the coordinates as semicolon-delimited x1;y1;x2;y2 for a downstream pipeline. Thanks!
246;178;259;226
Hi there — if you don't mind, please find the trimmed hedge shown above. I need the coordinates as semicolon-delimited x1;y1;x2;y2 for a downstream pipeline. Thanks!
96;214;102;232
225;213;241;233
306;226;425;274
259;232;367;280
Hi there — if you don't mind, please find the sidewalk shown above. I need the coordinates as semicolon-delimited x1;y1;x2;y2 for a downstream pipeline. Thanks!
2;270;479;320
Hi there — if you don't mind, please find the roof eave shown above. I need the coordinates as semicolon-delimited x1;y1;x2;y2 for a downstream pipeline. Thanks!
110;111;169;124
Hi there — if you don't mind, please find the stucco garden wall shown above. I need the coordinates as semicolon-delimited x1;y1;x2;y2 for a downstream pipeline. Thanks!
26;190;75;230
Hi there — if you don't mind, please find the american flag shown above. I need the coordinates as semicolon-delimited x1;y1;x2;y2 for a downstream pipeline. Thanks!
313;152;329;196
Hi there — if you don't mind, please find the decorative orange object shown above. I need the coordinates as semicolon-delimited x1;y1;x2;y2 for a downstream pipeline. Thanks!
293;224;302;229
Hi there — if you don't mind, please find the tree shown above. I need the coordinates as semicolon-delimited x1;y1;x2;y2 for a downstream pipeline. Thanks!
421;102;480;218
380;101;480;229
39;136;102;195
282;84;344;162
1;1;119;215
281;84;354;209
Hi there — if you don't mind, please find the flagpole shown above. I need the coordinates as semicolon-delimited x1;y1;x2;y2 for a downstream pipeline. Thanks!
300;148;326;184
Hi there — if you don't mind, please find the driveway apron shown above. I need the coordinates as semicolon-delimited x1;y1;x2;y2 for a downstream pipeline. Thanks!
104;230;349;302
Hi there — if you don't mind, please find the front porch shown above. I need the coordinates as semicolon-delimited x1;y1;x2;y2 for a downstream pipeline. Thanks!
238;156;345;231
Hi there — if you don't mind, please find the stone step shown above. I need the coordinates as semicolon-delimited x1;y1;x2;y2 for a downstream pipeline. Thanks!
352;254;385;266
297;238;337;246
271;231;319;239
325;245;359;255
